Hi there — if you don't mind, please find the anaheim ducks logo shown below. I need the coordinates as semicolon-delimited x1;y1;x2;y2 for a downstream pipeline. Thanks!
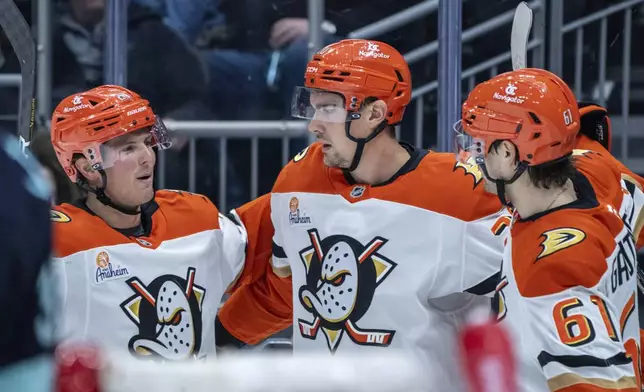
537;228;586;260
453;157;484;188
297;229;397;353
50;210;71;223
120;267;207;360
293;146;311;162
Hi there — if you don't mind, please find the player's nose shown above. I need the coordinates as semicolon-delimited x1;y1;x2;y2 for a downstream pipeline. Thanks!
308;119;324;135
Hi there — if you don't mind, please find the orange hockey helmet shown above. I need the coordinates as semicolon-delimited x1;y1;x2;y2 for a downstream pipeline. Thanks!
292;39;412;171
456;68;580;167
51;85;171;183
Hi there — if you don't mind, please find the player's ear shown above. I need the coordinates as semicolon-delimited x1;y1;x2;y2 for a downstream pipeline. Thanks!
74;156;101;184
368;100;388;124
501;140;519;167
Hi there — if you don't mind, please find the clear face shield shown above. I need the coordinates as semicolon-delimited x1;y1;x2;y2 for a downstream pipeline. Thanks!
453;120;488;167
291;87;352;123
91;116;172;171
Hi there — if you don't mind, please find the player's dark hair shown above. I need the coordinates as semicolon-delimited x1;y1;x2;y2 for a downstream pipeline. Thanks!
489;140;575;189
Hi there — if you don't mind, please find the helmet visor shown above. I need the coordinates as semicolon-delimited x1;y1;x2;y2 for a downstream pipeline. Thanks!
453;120;487;166
291;86;350;123
94;116;172;170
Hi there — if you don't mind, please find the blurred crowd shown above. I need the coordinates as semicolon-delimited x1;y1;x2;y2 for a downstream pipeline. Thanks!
0;0;643;208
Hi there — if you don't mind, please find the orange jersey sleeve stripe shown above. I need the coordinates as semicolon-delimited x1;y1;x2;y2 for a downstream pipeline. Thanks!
547;373;639;392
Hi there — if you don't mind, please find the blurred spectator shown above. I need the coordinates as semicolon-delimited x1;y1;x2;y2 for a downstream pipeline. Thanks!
134;0;426;201
51;0;210;120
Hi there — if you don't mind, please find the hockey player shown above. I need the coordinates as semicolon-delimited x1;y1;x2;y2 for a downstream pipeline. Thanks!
217;39;510;390
49;85;269;361
575;102;644;379
575;103;643;250
457;68;641;391
0;132;55;391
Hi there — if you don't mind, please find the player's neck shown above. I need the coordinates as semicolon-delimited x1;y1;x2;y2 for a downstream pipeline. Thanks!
349;137;410;185
85;193;142;229
509;178;577;219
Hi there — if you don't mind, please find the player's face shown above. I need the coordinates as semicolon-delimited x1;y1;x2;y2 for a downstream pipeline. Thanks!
102;129;156;207
307;92;354;168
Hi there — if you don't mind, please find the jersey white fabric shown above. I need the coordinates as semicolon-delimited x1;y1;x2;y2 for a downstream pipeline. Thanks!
51;190;246;361
269;143;508;391
498;170;640;392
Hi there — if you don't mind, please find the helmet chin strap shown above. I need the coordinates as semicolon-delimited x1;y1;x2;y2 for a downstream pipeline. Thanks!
479;161;529;207
80;170;142;216
344;113;389;172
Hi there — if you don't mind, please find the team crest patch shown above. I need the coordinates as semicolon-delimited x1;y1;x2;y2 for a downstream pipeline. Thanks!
94;251;131;285
537;228;586;260
289;196;312;227
293;146;311;162
120;267;206;360
350;186;366;198
453;157;484;188
50;210;71;223
297;229;397;353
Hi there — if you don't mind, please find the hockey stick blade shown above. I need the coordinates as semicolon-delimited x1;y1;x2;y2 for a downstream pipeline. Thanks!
511;2;533;71
0;0;36;155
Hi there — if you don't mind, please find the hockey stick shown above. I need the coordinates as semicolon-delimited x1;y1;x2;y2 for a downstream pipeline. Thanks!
0;0;36;156
510;1;533;71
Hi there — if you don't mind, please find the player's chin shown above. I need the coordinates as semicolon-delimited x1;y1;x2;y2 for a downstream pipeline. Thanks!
131;184;155;205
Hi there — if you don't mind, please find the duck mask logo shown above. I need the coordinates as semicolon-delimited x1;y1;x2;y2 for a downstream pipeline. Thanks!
119;267;206;360
297;229;397;353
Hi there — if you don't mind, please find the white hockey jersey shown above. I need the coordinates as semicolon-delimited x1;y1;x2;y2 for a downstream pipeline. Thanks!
51;190;247;361
222;142;510;391
497;156;641;392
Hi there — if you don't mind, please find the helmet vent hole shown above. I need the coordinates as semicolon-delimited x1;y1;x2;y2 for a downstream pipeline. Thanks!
88;100;99;106
396;90;403;97
551;142;561;147
528;112;542;124
321;76;344;82
93;126;104;132
394;70;404;82
339;71;351;76
323;70;334;75
104;115;119;121
313;57;322;61
101;105;115;112
106;121;118;127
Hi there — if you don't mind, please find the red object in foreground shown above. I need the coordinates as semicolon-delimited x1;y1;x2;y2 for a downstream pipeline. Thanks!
459;309;517;392
55;342;103;392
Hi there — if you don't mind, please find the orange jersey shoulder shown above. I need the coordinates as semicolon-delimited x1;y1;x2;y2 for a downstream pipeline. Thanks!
53;190;220;258
574;136;644;248
275;143;502;222
511;206;623;298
